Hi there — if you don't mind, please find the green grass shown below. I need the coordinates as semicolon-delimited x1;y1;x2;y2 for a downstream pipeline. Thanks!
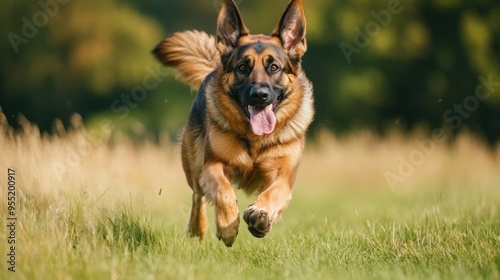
4;186;498;279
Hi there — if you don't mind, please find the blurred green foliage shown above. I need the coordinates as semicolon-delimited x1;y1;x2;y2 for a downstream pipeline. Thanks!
1;0;499;141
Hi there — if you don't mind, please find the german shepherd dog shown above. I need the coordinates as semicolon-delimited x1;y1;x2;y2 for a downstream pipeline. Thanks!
153;0;314;247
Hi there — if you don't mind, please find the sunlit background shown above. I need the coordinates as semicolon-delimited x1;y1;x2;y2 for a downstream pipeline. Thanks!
2;0;499;142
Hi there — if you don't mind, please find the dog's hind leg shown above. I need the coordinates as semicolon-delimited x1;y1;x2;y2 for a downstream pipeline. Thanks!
187;185;209;240
182;135;208;241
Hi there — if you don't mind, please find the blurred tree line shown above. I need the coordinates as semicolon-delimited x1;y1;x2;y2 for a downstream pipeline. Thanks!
1;0;499;141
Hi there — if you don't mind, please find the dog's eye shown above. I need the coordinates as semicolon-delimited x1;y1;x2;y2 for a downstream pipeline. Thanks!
237;64;248;73
270;64;280;73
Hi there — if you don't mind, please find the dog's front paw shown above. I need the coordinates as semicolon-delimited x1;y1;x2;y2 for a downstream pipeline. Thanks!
243;205;272;238
216;217;239;247
215;199;240;247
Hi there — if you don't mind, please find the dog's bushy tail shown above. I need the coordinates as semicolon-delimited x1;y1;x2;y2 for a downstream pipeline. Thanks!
153;30;220;90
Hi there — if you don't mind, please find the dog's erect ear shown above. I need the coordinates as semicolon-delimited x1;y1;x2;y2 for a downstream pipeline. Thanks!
216;0;249;55
272;0;307;59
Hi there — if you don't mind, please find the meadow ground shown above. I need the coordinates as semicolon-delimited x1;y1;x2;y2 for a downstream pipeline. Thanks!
0;114;499;279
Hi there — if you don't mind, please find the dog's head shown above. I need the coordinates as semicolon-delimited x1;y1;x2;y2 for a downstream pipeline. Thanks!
216;0;307;136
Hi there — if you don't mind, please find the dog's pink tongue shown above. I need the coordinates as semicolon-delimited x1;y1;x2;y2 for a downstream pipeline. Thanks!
249;105;276;135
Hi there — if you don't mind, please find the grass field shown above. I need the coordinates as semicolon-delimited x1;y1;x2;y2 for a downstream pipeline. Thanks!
1;114;499;279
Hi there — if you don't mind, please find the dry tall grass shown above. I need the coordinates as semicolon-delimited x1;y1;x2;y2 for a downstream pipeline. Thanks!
0;113;187;219
302;128;500;193
1;112;499;207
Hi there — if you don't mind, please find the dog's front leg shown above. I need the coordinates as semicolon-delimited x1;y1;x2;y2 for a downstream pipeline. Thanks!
200;162;239;247
243;149;301;238
243;178;293;238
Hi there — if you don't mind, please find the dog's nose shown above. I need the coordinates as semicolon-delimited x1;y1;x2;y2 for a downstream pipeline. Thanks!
250;87;270;104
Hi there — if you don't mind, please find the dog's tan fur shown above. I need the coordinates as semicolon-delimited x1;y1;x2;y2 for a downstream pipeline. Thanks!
154;30;220;90
153;0;313;247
